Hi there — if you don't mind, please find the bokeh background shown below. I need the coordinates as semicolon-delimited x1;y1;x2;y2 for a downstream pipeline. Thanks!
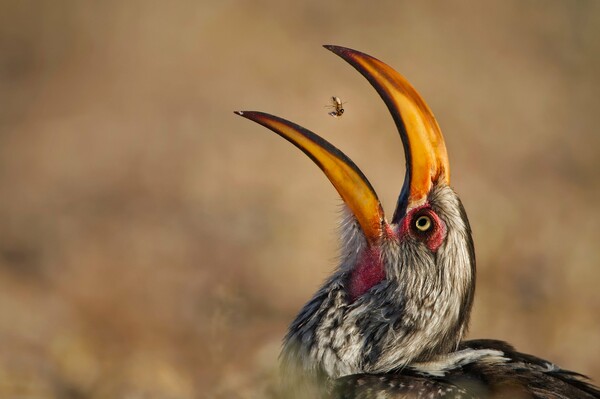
0;1;599;397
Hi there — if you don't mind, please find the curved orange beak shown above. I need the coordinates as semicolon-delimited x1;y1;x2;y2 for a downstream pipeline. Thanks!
324;45;450;222
233;111;385;244
234;45;450;242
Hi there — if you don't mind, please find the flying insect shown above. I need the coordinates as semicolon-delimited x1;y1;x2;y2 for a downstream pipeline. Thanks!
327;96;345;117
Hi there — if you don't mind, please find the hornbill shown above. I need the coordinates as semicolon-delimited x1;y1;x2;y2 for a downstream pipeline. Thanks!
234;46;600;398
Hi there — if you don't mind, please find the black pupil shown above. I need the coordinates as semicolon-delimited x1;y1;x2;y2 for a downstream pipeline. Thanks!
418;217;428;228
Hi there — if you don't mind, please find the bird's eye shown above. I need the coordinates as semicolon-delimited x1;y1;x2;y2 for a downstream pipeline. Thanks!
415;215;432;232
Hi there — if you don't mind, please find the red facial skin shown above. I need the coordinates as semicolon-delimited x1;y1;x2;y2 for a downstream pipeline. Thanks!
348;246;385;301
348;204;446;301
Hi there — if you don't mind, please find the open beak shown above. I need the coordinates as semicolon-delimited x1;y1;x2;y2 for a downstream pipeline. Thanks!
234;45;450;242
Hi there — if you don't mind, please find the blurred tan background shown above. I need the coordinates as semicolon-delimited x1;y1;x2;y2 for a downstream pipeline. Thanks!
0;1;599;398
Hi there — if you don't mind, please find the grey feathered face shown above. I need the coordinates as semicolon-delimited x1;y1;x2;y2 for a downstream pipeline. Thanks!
235;46;476;390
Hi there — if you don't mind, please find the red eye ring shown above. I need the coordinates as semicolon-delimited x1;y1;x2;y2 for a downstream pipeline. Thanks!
402;206;446;252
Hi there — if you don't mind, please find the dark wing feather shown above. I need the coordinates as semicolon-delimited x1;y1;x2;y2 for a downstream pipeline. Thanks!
332;340;600;399
460;340;600;399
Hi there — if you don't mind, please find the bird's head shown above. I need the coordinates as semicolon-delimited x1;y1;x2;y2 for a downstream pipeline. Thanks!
235;46;476;385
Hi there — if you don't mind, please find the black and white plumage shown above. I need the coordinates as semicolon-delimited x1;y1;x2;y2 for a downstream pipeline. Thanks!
280;184;475;384
234;45;600;399
336;340;600;398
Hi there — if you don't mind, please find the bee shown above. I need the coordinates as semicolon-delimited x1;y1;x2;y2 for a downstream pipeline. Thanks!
326;96;345;117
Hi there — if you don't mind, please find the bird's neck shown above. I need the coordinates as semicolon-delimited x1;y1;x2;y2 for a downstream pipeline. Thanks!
280;265;472;382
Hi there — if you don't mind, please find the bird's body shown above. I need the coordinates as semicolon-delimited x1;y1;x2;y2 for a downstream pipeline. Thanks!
234;45;599;398
280;184;475;380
